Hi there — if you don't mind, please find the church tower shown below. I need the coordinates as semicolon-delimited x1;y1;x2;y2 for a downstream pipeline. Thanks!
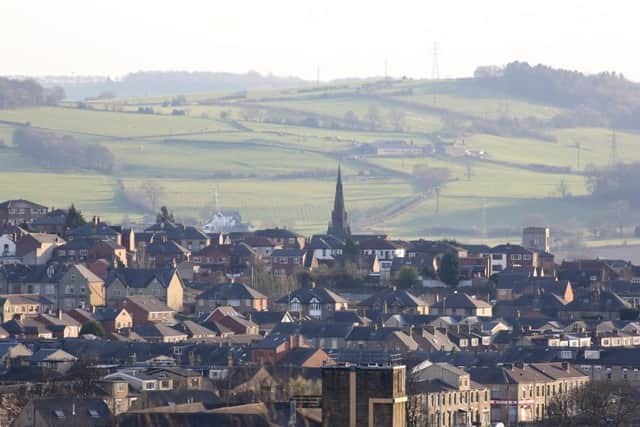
327;165;351;239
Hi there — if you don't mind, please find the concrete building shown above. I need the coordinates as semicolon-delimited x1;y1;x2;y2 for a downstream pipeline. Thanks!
322;363;407;427
408;362;491;426
470;362;588;425
522;226;550;253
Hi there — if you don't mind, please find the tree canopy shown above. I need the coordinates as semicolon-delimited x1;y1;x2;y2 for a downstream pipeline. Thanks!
397;265;418;289
80;320;106;337
65;204;86;230
156;206;175;224
439;253;460;286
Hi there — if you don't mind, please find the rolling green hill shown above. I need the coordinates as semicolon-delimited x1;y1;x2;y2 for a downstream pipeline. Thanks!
0;75;638;243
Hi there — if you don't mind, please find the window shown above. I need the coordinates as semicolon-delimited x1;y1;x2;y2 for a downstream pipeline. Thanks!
65;286;73;295
309;303;321;315
492;254;502;260
523;254;532;261
511;254;522;260
145;382;155;390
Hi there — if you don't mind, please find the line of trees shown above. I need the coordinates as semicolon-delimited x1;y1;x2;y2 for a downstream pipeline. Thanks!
475;61;640;129
584;163;640;203
13;128;115;173
0;77;64;109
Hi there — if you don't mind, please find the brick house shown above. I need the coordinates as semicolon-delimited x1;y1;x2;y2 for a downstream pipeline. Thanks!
255;228;305;249
16;233;65;265
58;264;106;310
470;363;588;425
430;293;493;317
121;295;176;326
95;307;133;333
409;362;491;427
249;334;308;365
489;243;538;273
267;248;307;276
345;326;419;352
276;285;349;319
0;199;47;226
144;221;210;252
359;287;428;315
105;268;184;312
195;282;267;316
0;294;54;322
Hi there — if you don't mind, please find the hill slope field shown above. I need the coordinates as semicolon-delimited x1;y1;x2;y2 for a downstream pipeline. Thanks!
1;65;639;248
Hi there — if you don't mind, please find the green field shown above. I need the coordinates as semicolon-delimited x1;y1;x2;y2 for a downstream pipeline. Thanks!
1;78;640;241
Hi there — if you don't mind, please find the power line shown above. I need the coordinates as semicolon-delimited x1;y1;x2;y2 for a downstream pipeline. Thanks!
609;128;618;167
431;42;440;106
431;42;440;80
384;58;388;81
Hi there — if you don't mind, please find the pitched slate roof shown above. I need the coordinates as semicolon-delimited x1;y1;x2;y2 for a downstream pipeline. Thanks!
255;228;302;239
31;210;66;226
30;397;113;427
279;347;325;366
271;248;305;257
0;293;53;306
271;321;354;338
346;326;418;349
145;240;190;256
0;199;46;209
359;288;426;309
93;307;127;322
564;289;629;312
491;243;532;254
458;243;492;254
29;348;77;362
250;333;292;349
124;295;174;313
175;320;217;338
431;293;491;310
133;324;187;339
246;311;290;325
195;282;266;300
145;221;209;241
276;286;347;305
359;239;402;250
307;235;344;250
68;221;119;238
105;268;179;289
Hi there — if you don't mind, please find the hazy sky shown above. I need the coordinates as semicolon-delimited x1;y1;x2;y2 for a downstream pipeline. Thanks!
3;0;639;80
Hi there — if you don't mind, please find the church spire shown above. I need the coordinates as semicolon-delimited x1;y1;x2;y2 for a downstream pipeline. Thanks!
328;165;351;239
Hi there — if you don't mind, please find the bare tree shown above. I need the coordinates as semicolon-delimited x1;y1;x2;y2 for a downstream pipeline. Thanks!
609;199;631;235
412;165;450;214
556;179;571;198
364;104;382;130
343;110;359;129
543;380;640;427
386;109;407;131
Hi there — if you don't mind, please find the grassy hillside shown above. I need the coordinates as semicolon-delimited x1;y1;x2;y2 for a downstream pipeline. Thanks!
0;77;639;244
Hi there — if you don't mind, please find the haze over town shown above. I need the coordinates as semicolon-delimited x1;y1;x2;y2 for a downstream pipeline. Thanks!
4;0;640;80
3;2;640;427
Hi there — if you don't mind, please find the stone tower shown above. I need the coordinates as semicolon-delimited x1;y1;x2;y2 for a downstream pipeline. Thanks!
327;165;351;239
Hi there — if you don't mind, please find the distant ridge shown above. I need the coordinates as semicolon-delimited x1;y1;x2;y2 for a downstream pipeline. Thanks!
24;71;314;100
